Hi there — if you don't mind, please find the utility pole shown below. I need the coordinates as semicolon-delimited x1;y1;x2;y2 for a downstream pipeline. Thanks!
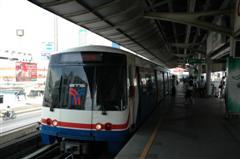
54;15;58;52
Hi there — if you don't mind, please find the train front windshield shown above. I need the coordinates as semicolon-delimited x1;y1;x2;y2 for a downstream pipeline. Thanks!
43;52;127;111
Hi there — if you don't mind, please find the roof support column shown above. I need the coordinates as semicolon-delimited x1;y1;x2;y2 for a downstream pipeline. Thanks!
184;0;196;55
197;53;203;80
168;1;179;54
206;55;212;96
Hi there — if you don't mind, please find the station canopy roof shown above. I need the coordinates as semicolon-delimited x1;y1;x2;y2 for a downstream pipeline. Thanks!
29;0;234;68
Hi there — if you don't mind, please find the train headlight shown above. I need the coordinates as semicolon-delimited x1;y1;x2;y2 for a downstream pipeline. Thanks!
46;118;52;126
105;123;112;131
52;120;58;126
96;123;103;131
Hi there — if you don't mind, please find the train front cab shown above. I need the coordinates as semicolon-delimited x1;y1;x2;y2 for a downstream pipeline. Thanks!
40;51;131;154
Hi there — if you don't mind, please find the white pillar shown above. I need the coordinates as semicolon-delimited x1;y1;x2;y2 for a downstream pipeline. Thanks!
197;53;202;79
206;55;212;96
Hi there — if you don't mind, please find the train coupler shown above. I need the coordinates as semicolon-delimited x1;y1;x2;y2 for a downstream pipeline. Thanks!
61;140;89;155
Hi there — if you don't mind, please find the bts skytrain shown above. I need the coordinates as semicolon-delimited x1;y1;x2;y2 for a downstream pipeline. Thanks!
40;45;172;155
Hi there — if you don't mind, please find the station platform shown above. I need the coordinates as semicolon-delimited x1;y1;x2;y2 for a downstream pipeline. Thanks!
0;104;41;122
10;104;41;114
0;104;41;117
0;96;42;117
116;83;240;159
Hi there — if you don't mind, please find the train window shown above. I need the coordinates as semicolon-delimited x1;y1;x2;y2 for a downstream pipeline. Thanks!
43;66;62;108
44;52;127;111
139;68;156;94
61;66;94;110
95;65;127;111
50;52;126;65
156;71;164;100
43;65;94;110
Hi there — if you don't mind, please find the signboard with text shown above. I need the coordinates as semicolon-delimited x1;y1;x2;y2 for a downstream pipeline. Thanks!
226;57;240;113
187;59;205;64
41;42;54;57
15;62;37;81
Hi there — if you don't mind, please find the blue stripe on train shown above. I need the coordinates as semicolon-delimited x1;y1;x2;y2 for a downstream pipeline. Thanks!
40;125;130;144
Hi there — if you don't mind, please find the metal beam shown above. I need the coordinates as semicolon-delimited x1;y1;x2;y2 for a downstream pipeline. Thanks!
92;20;151;36
146;0;171;52
109;36;128;41
134;31;158;43
144;10;233;36
75;0;165;64
191;0;210;55
130;28;157;41
211;47;230;60
173;54;187;57
63;0;120;18
120;41;136;45
76;0;141;27
196;0;231;52
168;1;179;54
41;0;74;7
184;0;196;55
89;14;143;32
191;28;200;46
171;43;202;48
171;44;205;54
152;0;169;9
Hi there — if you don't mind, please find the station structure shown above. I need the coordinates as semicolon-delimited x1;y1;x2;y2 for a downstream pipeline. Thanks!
1;0;240;159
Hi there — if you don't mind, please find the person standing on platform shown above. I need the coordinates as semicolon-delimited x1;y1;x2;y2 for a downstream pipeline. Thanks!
219;76;226;99
185;77;194;104
171;75;176;96
198;76;206;97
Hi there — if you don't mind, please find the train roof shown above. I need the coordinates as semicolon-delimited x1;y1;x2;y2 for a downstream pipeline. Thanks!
56;45;168;71
59;45;127;55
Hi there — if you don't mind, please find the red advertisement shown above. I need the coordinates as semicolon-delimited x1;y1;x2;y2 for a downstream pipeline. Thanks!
16;62;37;81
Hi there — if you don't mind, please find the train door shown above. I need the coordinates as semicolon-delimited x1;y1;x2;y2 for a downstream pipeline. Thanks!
163;72;166;95
169;73;173;94
127;64;140;130
166;72;170;94
92;63;127;126
154;70;159;104
157;71;164;102
136;67;157;124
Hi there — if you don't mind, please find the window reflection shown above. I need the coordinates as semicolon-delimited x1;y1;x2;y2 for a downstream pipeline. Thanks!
43;52;127;111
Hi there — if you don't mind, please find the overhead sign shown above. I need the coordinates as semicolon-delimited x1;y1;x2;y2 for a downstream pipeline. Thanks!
187;59;205;64
79;28;87;46
41;42;54;57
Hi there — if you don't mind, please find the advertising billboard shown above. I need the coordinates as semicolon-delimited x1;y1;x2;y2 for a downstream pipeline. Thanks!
226;57;240;113
235;0;240;33
15;62;37;81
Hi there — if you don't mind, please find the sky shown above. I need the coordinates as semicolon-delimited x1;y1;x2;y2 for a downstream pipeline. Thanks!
0;0;112;56
0;0;54;52
0;0;148;64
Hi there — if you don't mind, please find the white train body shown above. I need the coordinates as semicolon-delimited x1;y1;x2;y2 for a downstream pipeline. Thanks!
40;45;172;154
